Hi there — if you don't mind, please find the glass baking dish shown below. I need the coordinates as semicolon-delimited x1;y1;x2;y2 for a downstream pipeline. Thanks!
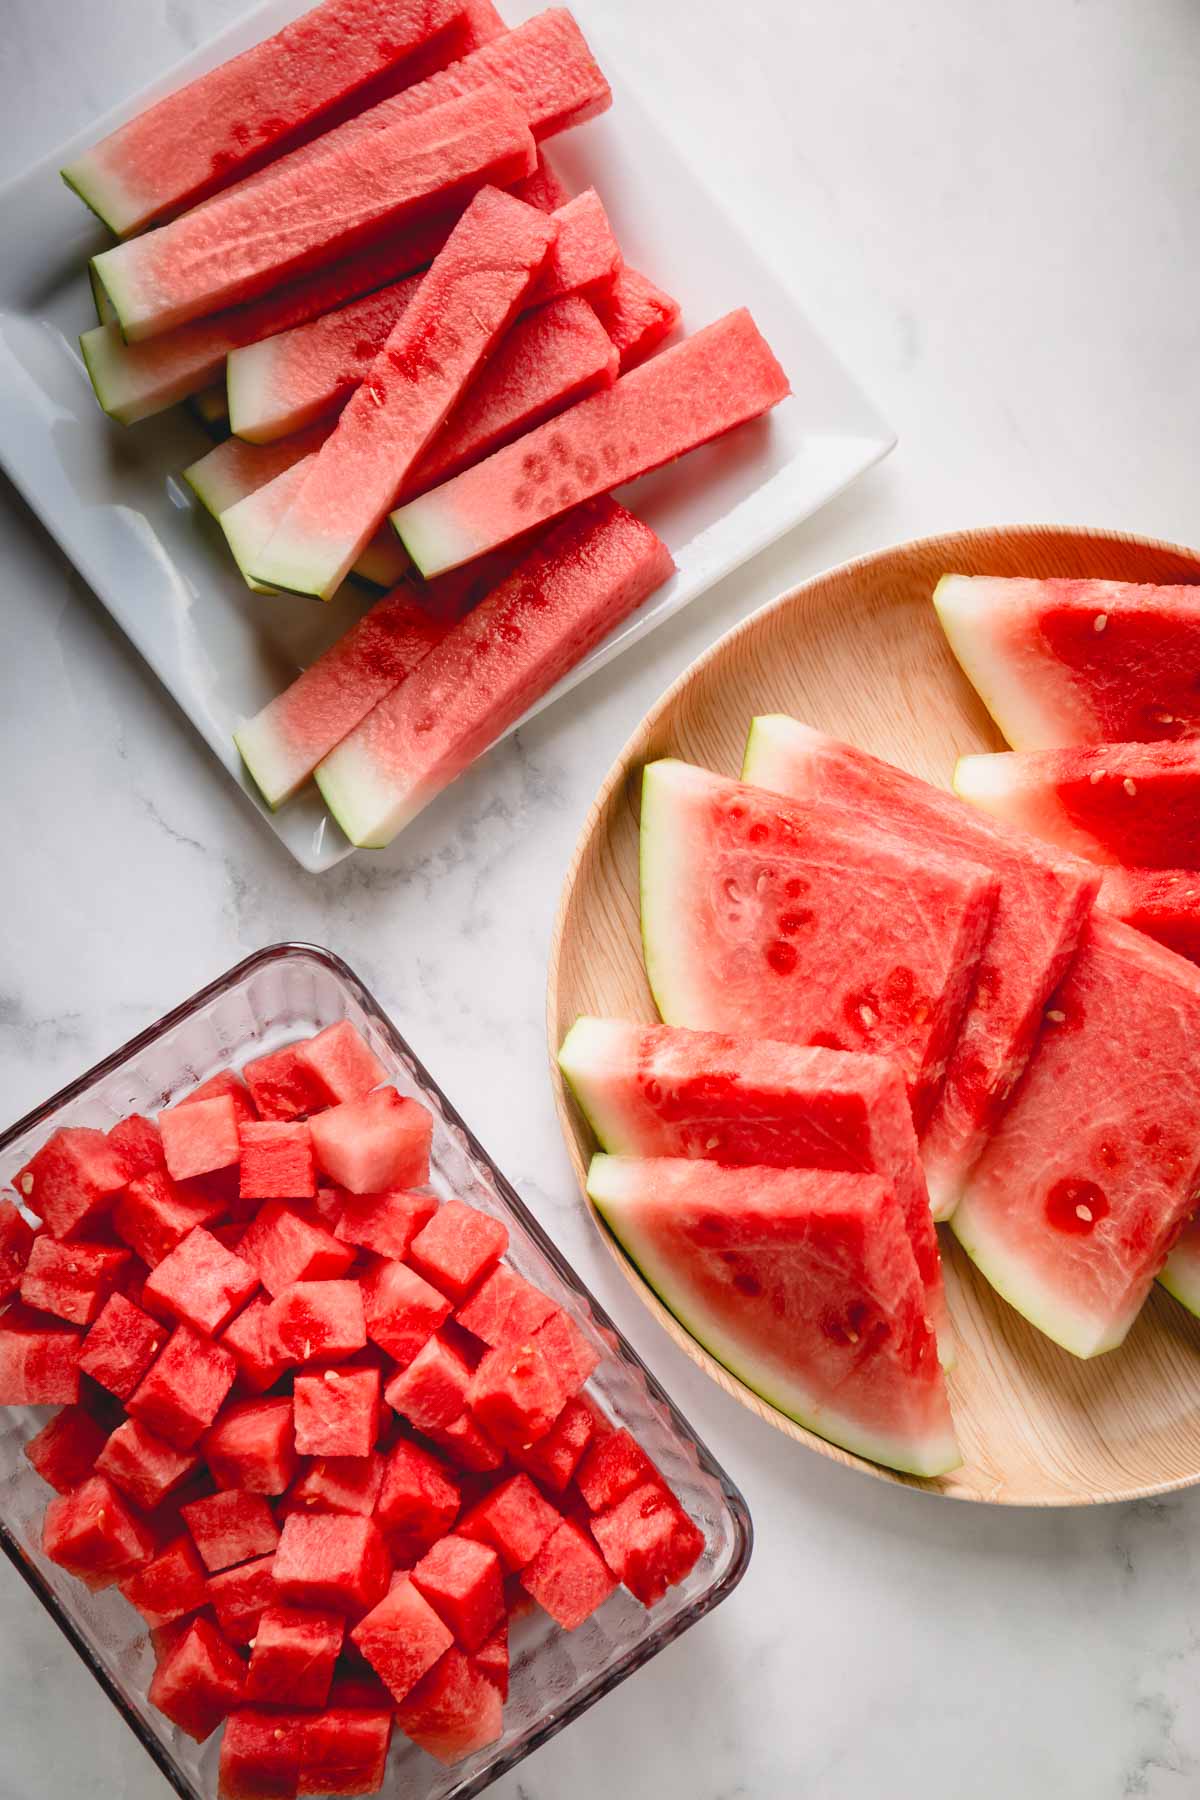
0;943;752;1800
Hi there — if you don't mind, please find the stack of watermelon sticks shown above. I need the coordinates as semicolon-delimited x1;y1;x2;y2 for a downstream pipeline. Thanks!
68;0;791;849
0;1019;704;1797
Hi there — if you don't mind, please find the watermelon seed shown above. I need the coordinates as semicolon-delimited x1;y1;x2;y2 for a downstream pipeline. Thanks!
1157;713;1176;724
1089;769;1106;784
1046;1009;1066;1023
324;1369;340;1384
1076;1204;1094;1222
1093;613;1108;632
859;1004;877;1027
303;1340;312;1359
18;1175;32;1195
1124;778;1138;797
705;1138;720;1151
274;1729;284;1741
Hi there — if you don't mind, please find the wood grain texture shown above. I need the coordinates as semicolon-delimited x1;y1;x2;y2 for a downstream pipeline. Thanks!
547;524;1200;1506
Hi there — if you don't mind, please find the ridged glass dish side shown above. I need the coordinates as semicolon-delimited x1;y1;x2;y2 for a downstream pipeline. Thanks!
0;944;752;1800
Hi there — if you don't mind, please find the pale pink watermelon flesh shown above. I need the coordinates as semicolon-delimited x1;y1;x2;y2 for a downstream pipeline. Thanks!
587;1155;959;1477
528;190;622;303
558;1016;952;1364
92;87;536;341
954;743;1200;870
316;497;674;846
741;716;1100;1218
593;267;681;368
80;222;452;424
934;575;1200;749
952;914;1200;1356
639;760;1000;1137
394;308;790;576
1097;867;1200;964
184;425;332;519
59;0;468;236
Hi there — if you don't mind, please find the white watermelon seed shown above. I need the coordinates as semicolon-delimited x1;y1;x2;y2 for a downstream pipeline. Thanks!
324;1369;340;1384
1047;1009;1066;1023
1157;713;1175;724
1076;1204;1093;1222
1093;613;1108;632
1089;769;1106;784
18;1174;32;1195
705;1137;720;1151
859;1004;877;1028
1124;778;1137;796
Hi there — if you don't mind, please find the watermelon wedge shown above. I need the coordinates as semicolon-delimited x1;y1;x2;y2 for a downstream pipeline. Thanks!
954;743;1200;870
184;427;331;519
393;308;790;576
558;1016;952;1363
934;575;1200;749
1097;867;1200;964
316;498;674;845
593;267;681;369
1160;1219;1200;1319
742;717;1100;1217
639;761;1000;1134
952;914;1200;1356
92;87;536;341
247;187;556;601
60;0;468;236
588;1156;959;1477
80;222;453;425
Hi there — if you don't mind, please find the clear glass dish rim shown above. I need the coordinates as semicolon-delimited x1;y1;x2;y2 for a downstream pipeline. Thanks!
0;940;753;1800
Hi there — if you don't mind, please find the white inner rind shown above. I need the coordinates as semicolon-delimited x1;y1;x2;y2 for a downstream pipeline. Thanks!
933;575;1086;751
391;491;483;578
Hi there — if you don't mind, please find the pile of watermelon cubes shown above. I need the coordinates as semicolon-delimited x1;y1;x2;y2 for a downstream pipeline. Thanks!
0;1020;703;1797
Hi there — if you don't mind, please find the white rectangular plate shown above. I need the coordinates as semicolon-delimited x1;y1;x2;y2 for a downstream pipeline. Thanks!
0;0;894;872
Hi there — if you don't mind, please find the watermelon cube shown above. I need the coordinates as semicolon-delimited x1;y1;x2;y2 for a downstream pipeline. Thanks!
309;1089;433;1194
96;1418;200;1510
268;1281;366;1364
218;1707;305;1800
473;1617;508;1700
384;1333;471;1432
333;1189;438;1261
243;1043;326;1122
411;1534;503;1652
245;1603;344;1706
508;1395;596;1493
79;1291;165;1399
590;1483;705;1607
535;1308;600;1391
158;1094;241;1181
204;1397;298;1494
288;1451;385;1518
15;1126;130;1240
142;1226;259;1335
42;1472;155;1589
207;1553;278;1645
183;1489;280;1571
0;1198;35;1300
23;1404;107;1493
107;1113;167;1180
455;1264;557;1347
128;1324;237;1447
361;1257;449;1363
408;1200;507;1301
427;1410;504;1474
376;1438;460;1561
467;1331;572;1452
238;1201;354;1296
238;1123;317;1202
184;1070;257;1122
295;1022;386;1107
349;1575;453;1702
113;1169;226;1267
298;1706;392;1797
394;1647;503;1765
221;1296;290;1394
274;1512;391;1618
294;1366;381;1457
19;1235;129;1326
119;1532;210;1627
0;1309;81;1404
575;1427;662;1512
457;1473;561;1572
519;1517;616;1629
147;1615;246;1742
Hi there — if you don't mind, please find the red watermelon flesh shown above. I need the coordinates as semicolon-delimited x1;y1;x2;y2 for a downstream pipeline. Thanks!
113;1169;226;1268
362;1256;450;1362
466;1316;583;1451
310;1090;433;1193
183;1072;259;1123
316;497;676;847
95;1419;200;1511
148;1615;246;1742
409;1199;507;1300
106;1113;167;1180
295;1022;386;1107
519;1517;616;1630
238;1203;352;1297
511;148;572;213
455;1264;557;1347
955;743;1200;870
457;1473;561;1572
42;1473;156;1590
529;190;622;303
79;1291;164;1399
15;1127;130;1241
741;715;1100;1217
953;913;1200;1356
558;1015;951;1362
411;1534;504;1651
92;87;536;343
590;1482;704;1607
204;1397;298;1494
245;1603;344;1707
274;1512;392;1617
118;1533;210;1628
24;1405;108;1494
934;575;1200;749
221;1296;290;1394
428;1410;504;1475
575;1427;661;1513
20;1235;129;1326
218;1706;305;1798
589;1156;960;1476
142;1226;259;1335
1098;867;1200;964
351;1575;454;1702
247;187;556;602
394;1646;504;1763
386;1334;472;1432
298;1705;393;1796
269;1282;367;1366
473;1618;509;1699
289;1451;386;1518
243;1046;327;1123
334;1188;438;1261
159;1096;241;1183
237;1124;316;1202
60;0;468;236
376;1439;461;1560
0;1200;34;1301
129;1325;238;1448
392;308;789;577
640;760;1000;1136
208;1555;280;1646
182;1489;280;1571
593;266;682;369
294;1366;381;1457
0;1310;81;1405
509;1394;595;1493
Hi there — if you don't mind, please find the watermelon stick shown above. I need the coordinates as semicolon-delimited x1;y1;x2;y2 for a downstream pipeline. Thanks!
392;308;790;578
593;267;682;369
315;497;675;848
248;189;558;603
92;87;536;342
59;0;471;237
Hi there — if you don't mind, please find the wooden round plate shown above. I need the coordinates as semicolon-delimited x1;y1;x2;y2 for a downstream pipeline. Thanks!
548;524;1200;1506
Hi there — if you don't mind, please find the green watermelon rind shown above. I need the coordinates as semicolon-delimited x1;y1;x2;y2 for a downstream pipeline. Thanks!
314;739;405;850
88;262;117;327
638;761;710;1027
61;159;130;237
587;1155;961;1478
1157;1243;1200;1320
557;1017;641;1152
392;490;485;580
933;575;1076;752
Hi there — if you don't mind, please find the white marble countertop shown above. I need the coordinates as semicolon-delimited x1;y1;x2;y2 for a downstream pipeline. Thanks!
3;1;1200;1795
